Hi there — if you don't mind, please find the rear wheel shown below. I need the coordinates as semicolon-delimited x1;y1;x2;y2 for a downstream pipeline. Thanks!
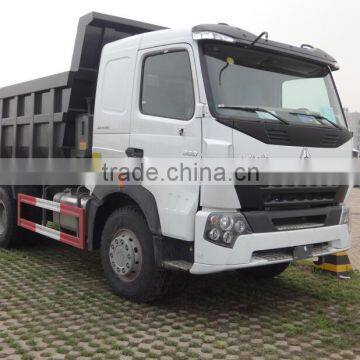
101;206;170;302
0;187;39;248
236;262;290;280
0;187;18;248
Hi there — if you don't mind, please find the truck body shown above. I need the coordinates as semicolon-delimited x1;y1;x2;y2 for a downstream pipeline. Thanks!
0;12;352;301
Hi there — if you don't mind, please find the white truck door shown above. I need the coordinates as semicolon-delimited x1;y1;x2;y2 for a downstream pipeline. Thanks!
130;44;202;241
93;38;140;158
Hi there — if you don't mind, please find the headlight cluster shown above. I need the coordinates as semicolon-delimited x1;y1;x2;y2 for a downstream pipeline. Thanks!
204;213;252;248
340;207;351;232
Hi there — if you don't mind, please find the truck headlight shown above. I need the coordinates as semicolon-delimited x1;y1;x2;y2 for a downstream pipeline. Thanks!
208;228;221;241
204;212;252;248
219;215;234;231
340;207;351;232
340;207;350;224
223;231;234;244
340;206;351;232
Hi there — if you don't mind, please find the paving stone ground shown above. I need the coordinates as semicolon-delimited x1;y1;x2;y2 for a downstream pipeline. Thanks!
0;195;359;359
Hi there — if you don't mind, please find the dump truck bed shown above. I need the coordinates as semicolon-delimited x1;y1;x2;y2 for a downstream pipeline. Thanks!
0;12;164;158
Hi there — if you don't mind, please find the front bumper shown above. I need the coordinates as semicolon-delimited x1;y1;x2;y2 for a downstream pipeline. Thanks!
191;210;350;275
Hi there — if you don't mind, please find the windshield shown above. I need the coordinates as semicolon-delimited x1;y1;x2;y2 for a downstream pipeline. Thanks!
201;42;346;128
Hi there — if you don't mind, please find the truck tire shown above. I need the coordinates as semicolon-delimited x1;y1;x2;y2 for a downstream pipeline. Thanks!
236;262;290;280
0;187;18;248
101;206;169;302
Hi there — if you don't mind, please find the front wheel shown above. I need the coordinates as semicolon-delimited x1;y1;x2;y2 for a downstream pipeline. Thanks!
101;206;169;302
236;262;290;280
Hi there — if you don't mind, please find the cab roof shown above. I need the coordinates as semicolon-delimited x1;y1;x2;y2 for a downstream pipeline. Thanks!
193;24;339;70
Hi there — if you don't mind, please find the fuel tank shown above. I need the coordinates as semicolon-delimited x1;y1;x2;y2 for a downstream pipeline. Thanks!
53;188;92;233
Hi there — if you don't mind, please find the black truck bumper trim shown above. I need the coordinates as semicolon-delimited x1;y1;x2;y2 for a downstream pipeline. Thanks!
243;206;342;233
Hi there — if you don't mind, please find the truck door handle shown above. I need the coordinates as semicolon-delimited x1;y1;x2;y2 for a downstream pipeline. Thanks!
126;147;144;158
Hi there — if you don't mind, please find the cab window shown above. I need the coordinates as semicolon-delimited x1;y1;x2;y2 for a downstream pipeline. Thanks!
140;50;195;120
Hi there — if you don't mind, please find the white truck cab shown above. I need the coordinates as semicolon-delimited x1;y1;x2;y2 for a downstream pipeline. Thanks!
93;24;351;275
0;13;352;301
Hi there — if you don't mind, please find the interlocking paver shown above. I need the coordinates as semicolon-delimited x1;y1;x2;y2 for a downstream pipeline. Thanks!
0;195;358;359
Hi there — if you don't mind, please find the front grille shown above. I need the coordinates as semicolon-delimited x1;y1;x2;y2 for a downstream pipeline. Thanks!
262;186;339;209
266;128;341;146
235;185;347;211
321;133;339;146
272;214;326;231
266;128;290;144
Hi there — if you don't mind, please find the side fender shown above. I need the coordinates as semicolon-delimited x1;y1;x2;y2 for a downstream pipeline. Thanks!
87;185;161;250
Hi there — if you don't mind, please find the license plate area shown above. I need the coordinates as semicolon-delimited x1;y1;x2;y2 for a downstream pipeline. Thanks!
293;245;313;260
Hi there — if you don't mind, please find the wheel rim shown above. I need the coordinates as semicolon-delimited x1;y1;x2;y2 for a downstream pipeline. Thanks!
109;229;142;282
0;201;7;235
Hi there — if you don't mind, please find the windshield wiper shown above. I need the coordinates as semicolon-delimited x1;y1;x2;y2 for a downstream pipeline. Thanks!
289;111;341;129
217;104;290;125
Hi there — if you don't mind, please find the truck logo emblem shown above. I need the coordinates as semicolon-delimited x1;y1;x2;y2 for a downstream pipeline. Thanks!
300;147;311;159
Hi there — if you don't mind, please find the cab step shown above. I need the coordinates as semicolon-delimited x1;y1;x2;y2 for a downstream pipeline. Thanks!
162;260;192;272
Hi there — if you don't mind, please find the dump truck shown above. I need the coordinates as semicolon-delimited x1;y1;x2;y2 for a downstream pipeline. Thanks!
0;12;352;301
